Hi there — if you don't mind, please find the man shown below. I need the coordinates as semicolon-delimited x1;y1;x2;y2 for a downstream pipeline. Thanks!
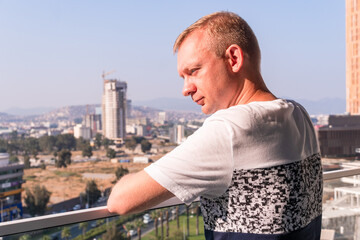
107;11;322;240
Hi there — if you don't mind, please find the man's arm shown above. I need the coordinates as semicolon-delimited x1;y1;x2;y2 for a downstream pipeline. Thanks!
107;170;174;215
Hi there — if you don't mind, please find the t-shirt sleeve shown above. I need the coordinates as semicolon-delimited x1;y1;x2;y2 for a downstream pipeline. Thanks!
144;118;234;205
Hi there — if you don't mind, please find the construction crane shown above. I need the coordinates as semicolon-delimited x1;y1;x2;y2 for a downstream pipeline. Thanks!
102;70;116;81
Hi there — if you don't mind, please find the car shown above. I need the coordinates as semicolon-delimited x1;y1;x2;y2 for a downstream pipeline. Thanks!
129;230;137;236
72;204;81;211
143;218;152;224
143;213;152;224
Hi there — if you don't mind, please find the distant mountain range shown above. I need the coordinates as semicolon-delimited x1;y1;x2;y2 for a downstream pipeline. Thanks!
0;97;346;118
290;98;346;115
133;97;346;115
133;97;201;112
2;107;56;116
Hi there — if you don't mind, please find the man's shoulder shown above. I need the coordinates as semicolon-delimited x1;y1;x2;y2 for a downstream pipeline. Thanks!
208;99;294;122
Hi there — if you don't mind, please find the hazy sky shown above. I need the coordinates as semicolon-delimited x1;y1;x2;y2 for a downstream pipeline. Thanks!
0;0;345;111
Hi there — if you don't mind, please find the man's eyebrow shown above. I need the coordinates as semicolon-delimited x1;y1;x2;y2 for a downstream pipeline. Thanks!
178;62;201;78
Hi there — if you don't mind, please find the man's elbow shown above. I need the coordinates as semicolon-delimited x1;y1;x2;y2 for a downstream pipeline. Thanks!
107;196;131;215
106;197;118;214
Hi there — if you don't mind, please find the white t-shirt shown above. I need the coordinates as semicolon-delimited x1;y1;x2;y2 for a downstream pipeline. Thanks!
146;99;322;237
145;99;319;204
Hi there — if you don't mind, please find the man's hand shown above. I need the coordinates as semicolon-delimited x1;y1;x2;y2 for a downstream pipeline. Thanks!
107;170;174;215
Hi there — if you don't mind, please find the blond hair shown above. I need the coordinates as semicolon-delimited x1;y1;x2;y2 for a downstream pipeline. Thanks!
173;11;261;70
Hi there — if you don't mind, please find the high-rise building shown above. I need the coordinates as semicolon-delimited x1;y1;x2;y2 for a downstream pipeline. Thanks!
169;124;185;144
346;0;360;114
0;153;24;222
84;113;102;138
126;100;132;118
158;112;167;124
102;79;127;140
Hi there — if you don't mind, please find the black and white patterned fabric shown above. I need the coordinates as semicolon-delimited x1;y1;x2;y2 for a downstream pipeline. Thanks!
200;153;323;234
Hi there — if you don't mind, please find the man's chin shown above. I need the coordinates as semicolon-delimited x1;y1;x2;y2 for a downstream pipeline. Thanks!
201;105;215;115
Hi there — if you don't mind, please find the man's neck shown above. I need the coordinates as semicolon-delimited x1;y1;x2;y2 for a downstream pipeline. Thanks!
234;75;277;105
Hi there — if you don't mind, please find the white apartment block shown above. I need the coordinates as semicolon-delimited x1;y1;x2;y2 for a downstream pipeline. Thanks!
102;80;127;140
170;124;185;144
158;112;167;124
73;124;91;140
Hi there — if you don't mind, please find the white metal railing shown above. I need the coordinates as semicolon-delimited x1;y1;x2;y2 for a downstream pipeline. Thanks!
1;168;360;237
323;168;360;180
0;197;183;236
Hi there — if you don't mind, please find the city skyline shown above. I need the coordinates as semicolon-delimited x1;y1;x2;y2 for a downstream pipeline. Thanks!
0;1;345;112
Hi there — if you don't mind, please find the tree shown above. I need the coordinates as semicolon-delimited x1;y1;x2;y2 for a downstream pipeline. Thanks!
125;137;137;150
41;235;51;240
61;226;71;240
171;230;188;240
24;185;51;216
175;206;180;229
10;130;18;141
40;162;46;170
140;139;152;153
0;138;7;153
150;211;159;238
7;142;19;155
125;222;135;239
160;211;164;240
9;155;19;163
95;133;102;149
39;135;57;154
134;219;145;240
56;134;76;151
106;148;116;159
23;137;40;159
102;222;126;240
96;219;105;226
165;209;170;237
82;144;93;158
115;166;129;180
186;205;190;237
79;222;88;238
133;136;145;144
19;234;31;240
56;149;71;168
102;137;112;149
76;137;87;151
85;180;101;206
23;154;31;169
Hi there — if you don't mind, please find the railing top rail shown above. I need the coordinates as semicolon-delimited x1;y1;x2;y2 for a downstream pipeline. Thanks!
1;168;360;236
0;197;183;237
323;167;360;180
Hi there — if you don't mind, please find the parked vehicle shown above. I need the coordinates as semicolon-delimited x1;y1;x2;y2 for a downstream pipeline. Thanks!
129;229;137;236
72;204;81;211
143;213;152;224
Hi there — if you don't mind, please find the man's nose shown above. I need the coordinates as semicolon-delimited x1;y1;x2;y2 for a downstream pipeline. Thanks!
182;79;197;97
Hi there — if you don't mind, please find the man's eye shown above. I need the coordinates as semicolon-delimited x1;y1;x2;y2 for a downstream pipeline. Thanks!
190;68;199;74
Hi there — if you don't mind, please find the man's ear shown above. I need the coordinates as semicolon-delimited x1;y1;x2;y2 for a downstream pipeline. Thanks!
225;44;243;73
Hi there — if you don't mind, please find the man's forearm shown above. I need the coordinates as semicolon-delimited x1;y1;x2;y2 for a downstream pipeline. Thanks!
107;170;174;215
